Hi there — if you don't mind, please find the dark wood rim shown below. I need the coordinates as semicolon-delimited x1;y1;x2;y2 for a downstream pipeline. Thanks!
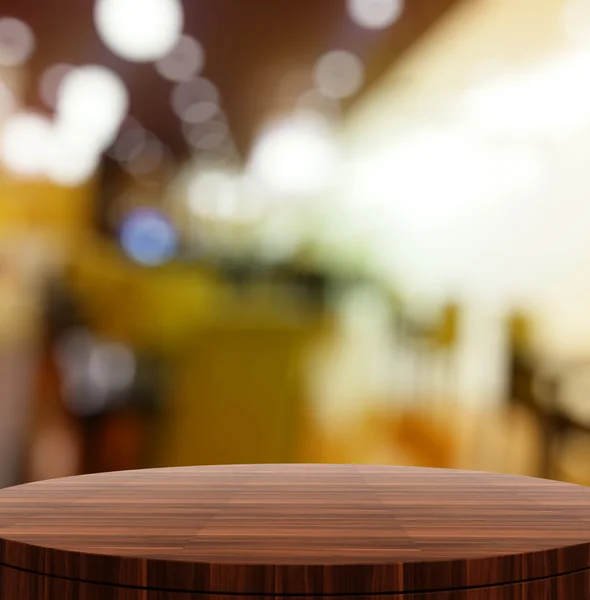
1;563;590;599
1;561;590;597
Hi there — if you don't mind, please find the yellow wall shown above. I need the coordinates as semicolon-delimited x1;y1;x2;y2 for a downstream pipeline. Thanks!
159;320;314;467
0;173;95;241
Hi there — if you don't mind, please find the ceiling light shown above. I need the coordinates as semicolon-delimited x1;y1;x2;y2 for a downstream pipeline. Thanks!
347;0;404;30
56;65;129;152
314;51;364;100
0;18;35;67
171;77;220;123
155;35;205;82
94;0;184;63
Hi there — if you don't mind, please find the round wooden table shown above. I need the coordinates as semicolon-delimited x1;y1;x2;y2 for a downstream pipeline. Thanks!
0;464;589;599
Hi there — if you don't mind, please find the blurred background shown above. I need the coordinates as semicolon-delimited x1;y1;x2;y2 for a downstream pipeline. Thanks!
1;0;590;489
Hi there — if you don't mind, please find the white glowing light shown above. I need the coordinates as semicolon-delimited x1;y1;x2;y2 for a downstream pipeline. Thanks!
237;175;269;223
0;110;100;185
0;18;35;67
171;78;220;123
248;115;339;197
350;129;488;228
88;343;136;392
0;112;53;177
347;0;404;29
45;128;99;187
94;0;184;63
187;168;267;223
59;337;136;415
155;35;205;82
39;64;73;109
314;51;364;100
188;169;240;220
56;65;129;152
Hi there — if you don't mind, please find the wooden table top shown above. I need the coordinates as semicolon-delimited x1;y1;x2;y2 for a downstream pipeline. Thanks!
0;464;589;595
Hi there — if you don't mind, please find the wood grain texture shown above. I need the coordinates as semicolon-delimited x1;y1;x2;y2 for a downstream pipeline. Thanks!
0;465;589;597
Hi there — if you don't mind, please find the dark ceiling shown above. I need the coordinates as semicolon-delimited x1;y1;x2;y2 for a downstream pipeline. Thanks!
2;0;463;159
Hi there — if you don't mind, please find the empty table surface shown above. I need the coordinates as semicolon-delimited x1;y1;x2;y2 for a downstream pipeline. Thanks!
0;464;589;598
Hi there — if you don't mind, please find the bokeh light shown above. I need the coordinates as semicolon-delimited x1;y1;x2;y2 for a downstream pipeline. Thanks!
120;208;178;266
87;343;136;394
187;168;240;221
186;168;266;224
347;0;404;30
248;114;340;197
56;65;129;153
0;18;35;67
314;50;365;100
45;127;100;187
94;0;184;63
0;112;53;177
0;110;99;185
171;77;220;124
155;35;205;83
59;336;136;416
